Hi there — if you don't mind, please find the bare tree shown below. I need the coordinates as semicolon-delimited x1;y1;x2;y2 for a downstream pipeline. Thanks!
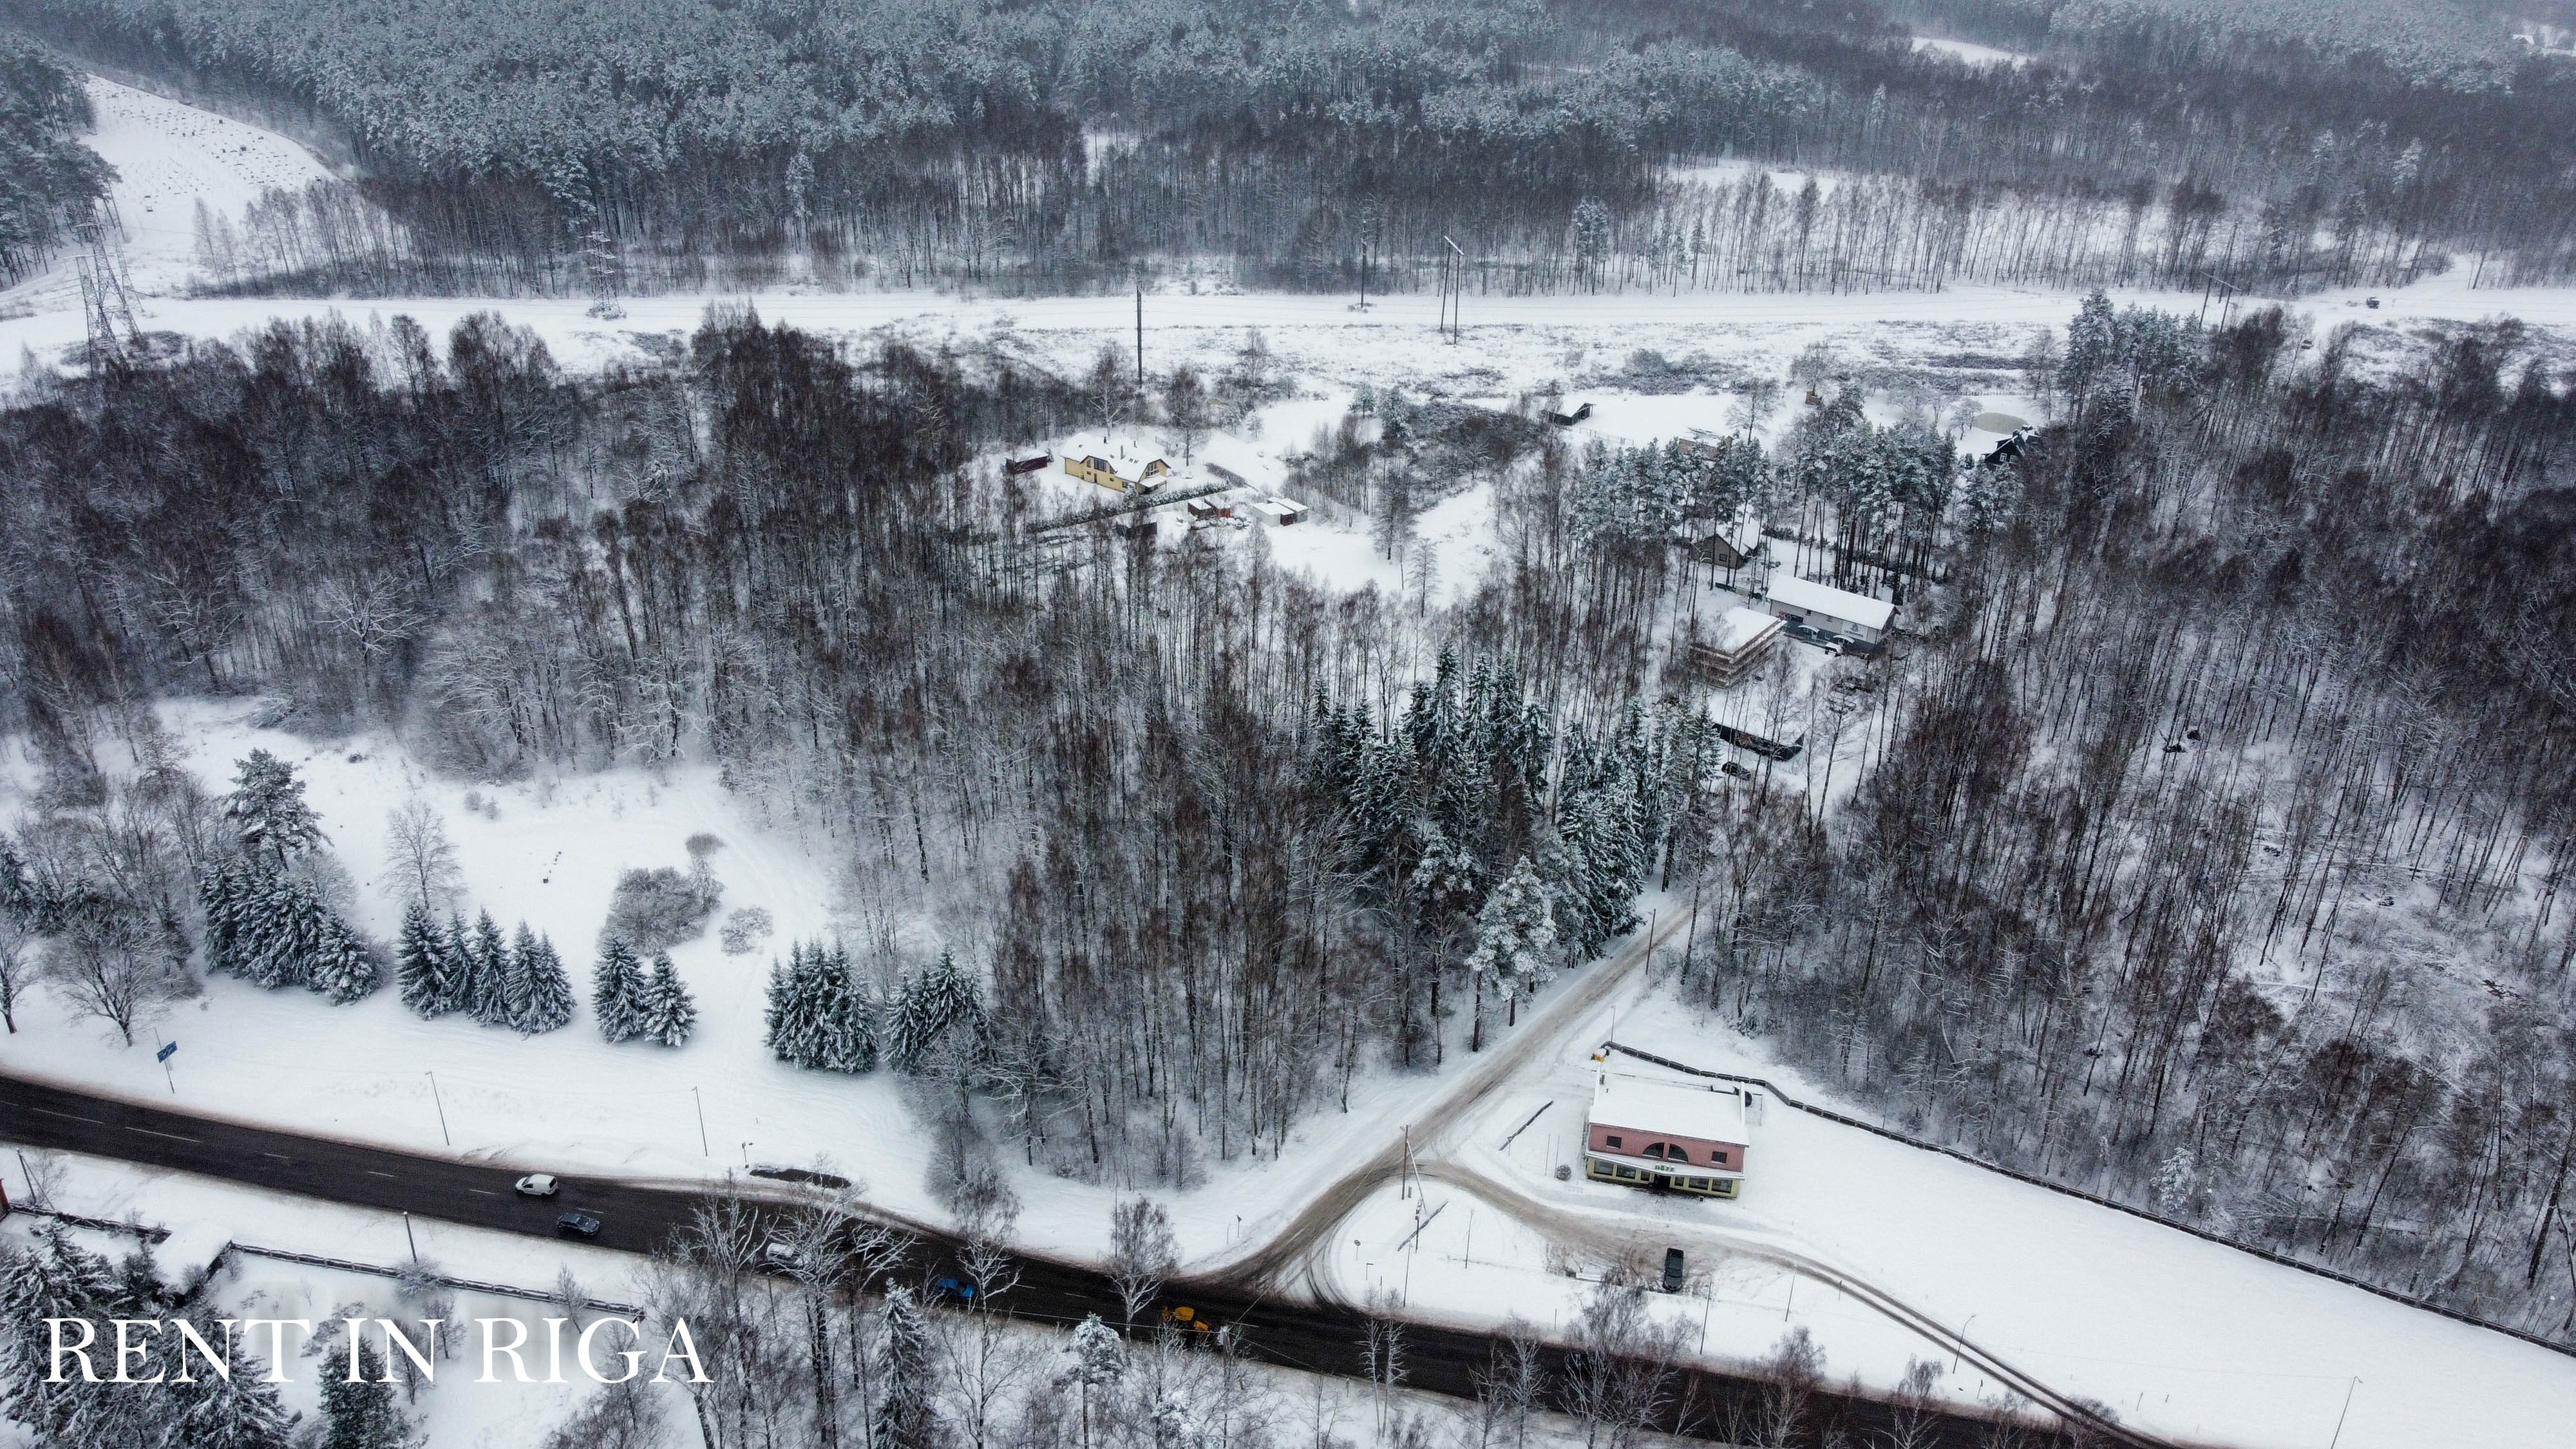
938;1241;1032;1449
45;909;186;1046
1472;1317;1548;1449
1108;1197;1178;1332
0;913;34;1034
383;796;463;912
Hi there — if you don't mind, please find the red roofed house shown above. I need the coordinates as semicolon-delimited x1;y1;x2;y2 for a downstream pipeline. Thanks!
1583;1072;1754;1199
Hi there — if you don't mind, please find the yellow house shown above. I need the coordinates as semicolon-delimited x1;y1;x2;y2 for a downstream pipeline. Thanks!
1064;453;1171;493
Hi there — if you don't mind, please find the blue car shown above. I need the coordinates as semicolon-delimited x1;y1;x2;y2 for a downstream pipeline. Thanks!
931;1276;978;1302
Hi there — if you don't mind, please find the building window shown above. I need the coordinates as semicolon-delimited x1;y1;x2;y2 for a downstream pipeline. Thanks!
1714;1180;1739;1198
1663;1144;1690;1163
1689;1177;1709;1191
1711;1151;1728;1166
1641;1144;1662;1159
1615;1165;1637;1180
1604;1135;1622;1149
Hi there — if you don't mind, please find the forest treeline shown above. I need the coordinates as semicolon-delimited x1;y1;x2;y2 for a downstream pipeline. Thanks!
7;0;2572;294
0;33;112;285
1660;304;2576;1342
0;303;1700;1200
8;286;2576;1343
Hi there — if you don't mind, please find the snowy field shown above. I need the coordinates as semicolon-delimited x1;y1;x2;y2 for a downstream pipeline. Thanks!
5;76;335;318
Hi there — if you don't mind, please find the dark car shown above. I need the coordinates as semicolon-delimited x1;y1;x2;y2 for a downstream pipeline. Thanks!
1661;1247;1685;1294
931;1276;978;1303
557;1211;603;1238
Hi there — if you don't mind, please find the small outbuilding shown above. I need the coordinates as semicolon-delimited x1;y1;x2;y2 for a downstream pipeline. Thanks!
1763;574;1893;645
1584;1072;1753;1199
1255;497;1310;526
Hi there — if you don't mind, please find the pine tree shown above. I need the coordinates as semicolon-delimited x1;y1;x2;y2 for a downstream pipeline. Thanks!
764;942;822;1066
319;1340;405;1449
592;937;647;1043
224;750;325;866
171;1316;298;1449
440;914;475;1015
638;954;697;1047
465;911;509;1025
1065;1313;1124;1449
1464;856;1558;1048
819;943;878;1074
396;902;453;1018
887;949;983;1073
500;923;542;1028
307;911;379;1005
873;1285;936;1449
517;931;574;1034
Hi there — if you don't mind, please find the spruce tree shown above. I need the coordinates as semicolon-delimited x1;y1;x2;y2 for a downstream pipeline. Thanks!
440;913;475;1015
819;942;878;1073
307;911;379;1005
888;949;982;1072
319;1340;404;1449
518;931;575;1034
872;1285;936;1449
764;942;820;1066
500;923;542;1028
466;911;509;1025
592;937;647;1043
171;1316;298;1449
395;901;452;1018
224;750;325;866
638;953;697;1047
1464;855;1558;1047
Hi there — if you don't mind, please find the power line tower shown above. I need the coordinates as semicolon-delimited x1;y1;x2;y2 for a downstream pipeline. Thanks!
73;221;144;366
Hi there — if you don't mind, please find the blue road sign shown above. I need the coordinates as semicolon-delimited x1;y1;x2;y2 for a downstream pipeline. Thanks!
156;1042;177;1063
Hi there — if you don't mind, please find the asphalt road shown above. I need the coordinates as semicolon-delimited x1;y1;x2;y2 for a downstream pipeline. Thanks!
0;1071;2069;1448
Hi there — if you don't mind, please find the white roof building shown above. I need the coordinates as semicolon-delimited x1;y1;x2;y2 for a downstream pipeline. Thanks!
1763;574;1894;641
1584;1072;1756;1198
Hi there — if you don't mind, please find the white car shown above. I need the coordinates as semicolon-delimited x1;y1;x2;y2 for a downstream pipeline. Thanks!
514;1173;560;1197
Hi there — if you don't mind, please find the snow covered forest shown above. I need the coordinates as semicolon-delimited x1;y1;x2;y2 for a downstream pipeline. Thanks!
4;0;2573;294
5;284;2576;1347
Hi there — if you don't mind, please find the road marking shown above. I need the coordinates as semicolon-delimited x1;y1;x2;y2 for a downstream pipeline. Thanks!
366;1170;395;1179
123;1126;198;1143
31;1107;105;1125
468;1188;497;1197
263;1153;294;1162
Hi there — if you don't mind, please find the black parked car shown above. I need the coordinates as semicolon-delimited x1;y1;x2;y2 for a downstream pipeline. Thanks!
1662;1247;1685;1294
558;1211;603;1238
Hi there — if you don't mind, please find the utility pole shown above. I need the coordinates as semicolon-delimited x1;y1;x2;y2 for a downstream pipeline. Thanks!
692;1086;710;1156
1441;236;1464;343
1135;287;1144;389
2329;1378;2360;1449
425;1072;451;1147
402;1211;419;1265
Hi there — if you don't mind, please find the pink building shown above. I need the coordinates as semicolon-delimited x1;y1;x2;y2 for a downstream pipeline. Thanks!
1583;1072;1754;1199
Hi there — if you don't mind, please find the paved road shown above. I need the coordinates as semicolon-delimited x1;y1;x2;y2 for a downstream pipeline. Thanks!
0;1071;2063;1447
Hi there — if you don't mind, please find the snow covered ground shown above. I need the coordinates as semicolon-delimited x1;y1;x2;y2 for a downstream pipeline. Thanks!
10;75;2576;1449
3;1150;660;1448
5;76;336;319
4;1151;1561;1449
1910;36;2036;68
1327;963;2576;1449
